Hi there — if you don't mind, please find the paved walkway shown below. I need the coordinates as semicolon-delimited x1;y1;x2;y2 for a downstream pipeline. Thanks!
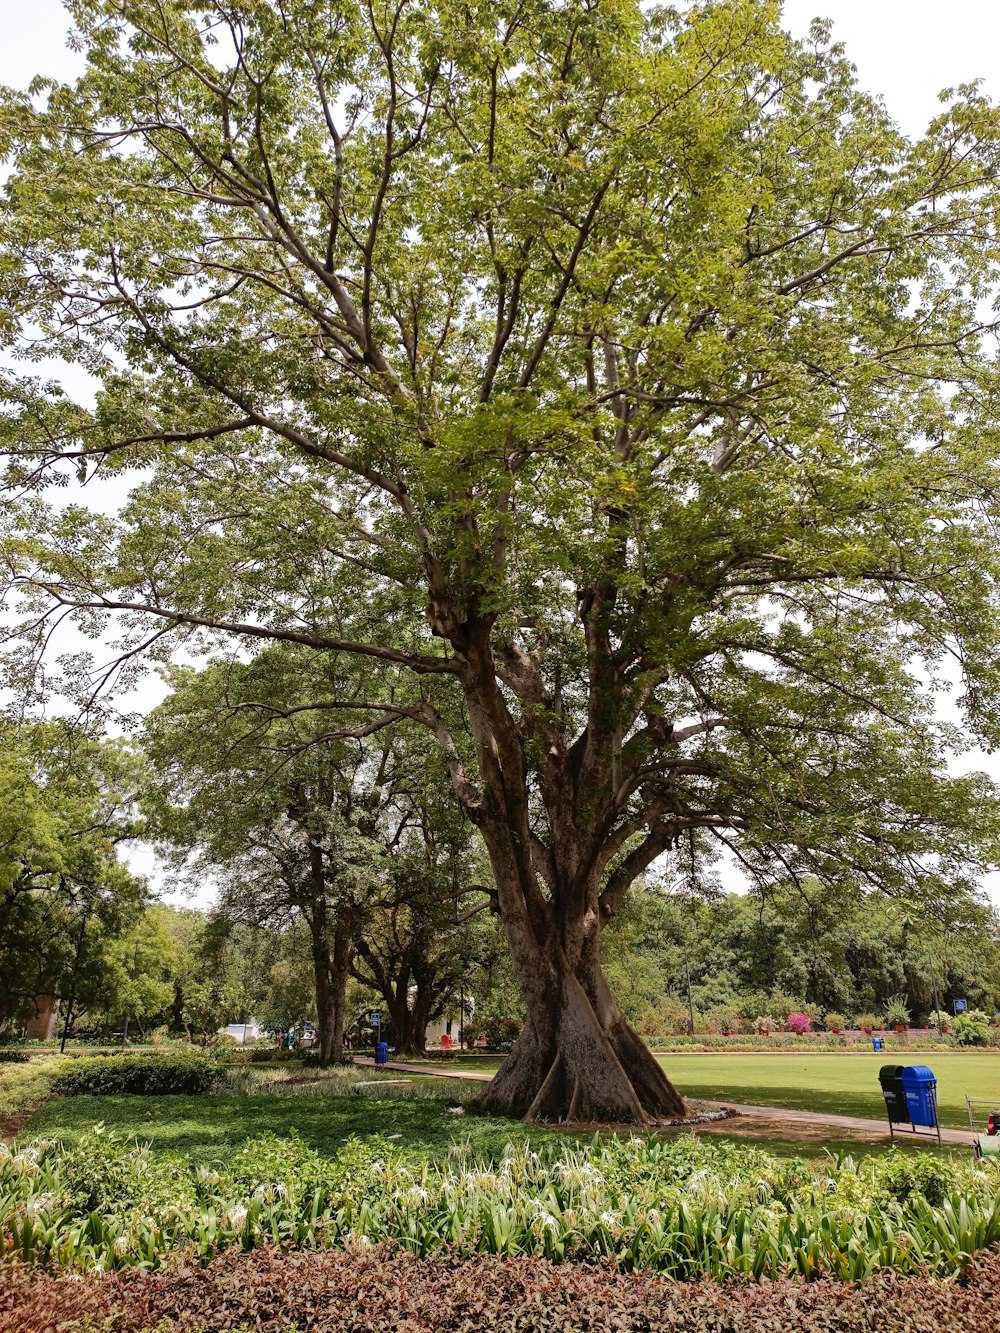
356;1058;975;1145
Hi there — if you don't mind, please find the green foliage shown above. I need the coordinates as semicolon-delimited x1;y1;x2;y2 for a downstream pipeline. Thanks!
0;1128;997;1280
0;1058;57;1126
950;1009;995;1046
51;1053;216;1097
8;1246;1000;1333
0;718;147;1027
4;0;1000;1110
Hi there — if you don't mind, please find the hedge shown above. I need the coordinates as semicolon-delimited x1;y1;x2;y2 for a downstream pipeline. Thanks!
4;1246;1000;1333
51;1052;216;1097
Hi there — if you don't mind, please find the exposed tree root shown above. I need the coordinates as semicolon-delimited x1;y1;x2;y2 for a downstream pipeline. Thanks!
481;966;687;1124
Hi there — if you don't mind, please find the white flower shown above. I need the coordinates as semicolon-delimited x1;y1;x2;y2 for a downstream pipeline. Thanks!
225;1204;248;1230
599;1210;619;1230
344;1230;373;1250
113;1235;130;1257
531;1210;560;1237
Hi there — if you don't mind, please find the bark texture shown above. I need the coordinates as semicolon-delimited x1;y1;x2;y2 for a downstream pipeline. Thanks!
423;619;691;1124
304;845;353;1065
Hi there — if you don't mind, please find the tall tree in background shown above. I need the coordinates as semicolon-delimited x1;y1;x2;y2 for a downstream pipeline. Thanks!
0;717;145;1033
350;743;496;1055
4;0;1000;1118
143;648;407;1063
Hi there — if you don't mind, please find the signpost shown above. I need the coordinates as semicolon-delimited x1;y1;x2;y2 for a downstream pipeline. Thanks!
954;999;968;1013
370;1011;381;1045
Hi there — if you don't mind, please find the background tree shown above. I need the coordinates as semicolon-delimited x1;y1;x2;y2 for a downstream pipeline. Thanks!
95;903;177;1040
4;0;1000;1118
349;750;496;1055
0;716;146;1035
143;648;410;1062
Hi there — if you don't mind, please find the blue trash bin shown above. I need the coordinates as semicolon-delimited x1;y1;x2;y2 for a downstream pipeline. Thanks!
871;1036;883;1052
901;1065;937;1128
376;1041;389;1066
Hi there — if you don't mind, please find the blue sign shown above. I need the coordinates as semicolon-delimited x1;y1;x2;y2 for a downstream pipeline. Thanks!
370;1011;381;1025
953;999;968;1013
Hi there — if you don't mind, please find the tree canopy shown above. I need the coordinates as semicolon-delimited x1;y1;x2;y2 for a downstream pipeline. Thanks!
3;0;1000;1118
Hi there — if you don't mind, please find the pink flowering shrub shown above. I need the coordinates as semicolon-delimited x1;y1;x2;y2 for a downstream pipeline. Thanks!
786;1012;812;1035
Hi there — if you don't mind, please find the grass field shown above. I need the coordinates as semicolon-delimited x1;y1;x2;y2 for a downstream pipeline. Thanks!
657;1051;1000;1129
16;1049;999;1168
394;1051;1000;1130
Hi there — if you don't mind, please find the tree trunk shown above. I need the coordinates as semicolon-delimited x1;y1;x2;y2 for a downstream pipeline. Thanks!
396;986;433;1056
328;905;353;1064
480;935;685;1122
305;840;354;1066
308;897;353;1066
431;618;690;1124
170;980;185;1033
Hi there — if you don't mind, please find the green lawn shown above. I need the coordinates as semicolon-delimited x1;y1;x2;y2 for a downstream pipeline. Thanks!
23;1088;559;1166
399;1050;998;1130
19;1050;996;1166
658;1051;998;1129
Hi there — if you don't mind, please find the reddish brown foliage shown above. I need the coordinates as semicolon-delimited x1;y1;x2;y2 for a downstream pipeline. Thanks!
4;1247;1000;1332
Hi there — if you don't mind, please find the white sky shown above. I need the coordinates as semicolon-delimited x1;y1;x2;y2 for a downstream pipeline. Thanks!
2;2;1000;906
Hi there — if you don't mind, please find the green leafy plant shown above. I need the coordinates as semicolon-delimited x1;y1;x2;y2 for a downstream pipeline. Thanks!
1;1129;999;1281
885;998;911;1029
951;1009;994;1047
51;1053;216;1097
823;1013;846;1034
855;1014;879;1034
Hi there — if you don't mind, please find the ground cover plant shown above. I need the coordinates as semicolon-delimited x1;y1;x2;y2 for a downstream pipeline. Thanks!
2;1125;999;1280
0;1058;58;1133
7;1246;1000;1333
24;1088;526;1166
24;1081;969;1168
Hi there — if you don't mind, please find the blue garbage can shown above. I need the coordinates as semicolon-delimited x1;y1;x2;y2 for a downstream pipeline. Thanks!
871;1036;883;1052
901;1065;937;1128
376;1041;389;1066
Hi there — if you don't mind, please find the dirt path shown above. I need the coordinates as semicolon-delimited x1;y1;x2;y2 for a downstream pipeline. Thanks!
359;1058;975;1146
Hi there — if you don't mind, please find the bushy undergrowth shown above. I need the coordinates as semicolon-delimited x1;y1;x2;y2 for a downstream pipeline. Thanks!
0;1060;57;1128
51;1053;217;1097
6;1246;1000;1333
2;1128;998;1280
649;1032;958;1052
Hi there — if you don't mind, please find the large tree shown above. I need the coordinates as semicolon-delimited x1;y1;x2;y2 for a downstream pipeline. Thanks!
4;0;1000;1119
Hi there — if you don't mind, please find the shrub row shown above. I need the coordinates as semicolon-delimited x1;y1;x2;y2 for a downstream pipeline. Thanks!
5;1246;1000;1333
51;1052;216;1097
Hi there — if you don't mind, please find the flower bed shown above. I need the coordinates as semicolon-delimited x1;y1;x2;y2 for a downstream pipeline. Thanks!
2;1128;998;1280
649;1031;957;1053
